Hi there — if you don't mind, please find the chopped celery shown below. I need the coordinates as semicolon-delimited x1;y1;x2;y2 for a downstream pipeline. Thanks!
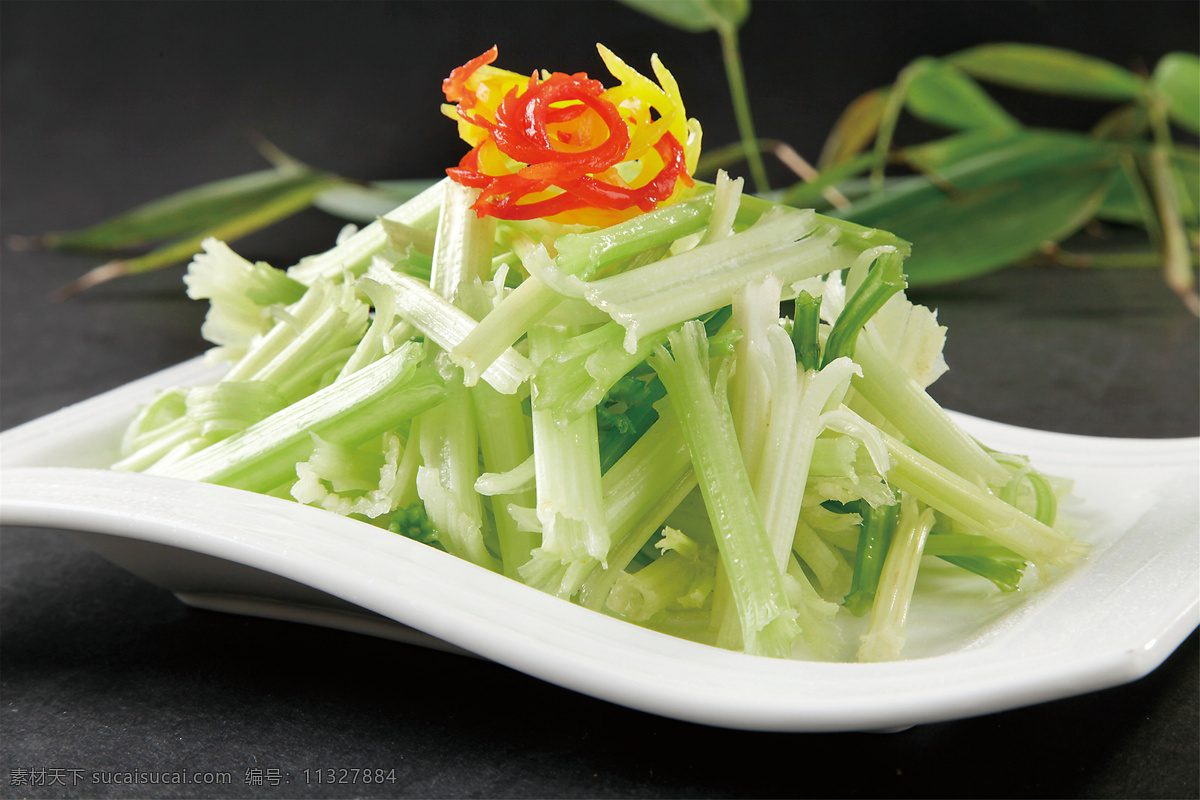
149;341;445;493
286;177;446;285
364;264;534;395
649;321;798;659
117;149;1087;665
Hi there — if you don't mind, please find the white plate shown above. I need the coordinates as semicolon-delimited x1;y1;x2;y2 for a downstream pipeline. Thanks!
1;357;1197;732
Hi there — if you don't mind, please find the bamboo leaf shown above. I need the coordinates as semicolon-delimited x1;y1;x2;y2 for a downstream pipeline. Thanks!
947;43;1144;101
818;87;890;168
904;57;1021;132
841;130;1117;222
868;163;1118;285
616;0;749;34
1091;103;1151;142
34;167;339;253
1153;52;1200;134
900;127;1029;174
1096;146;1199;227
55;174;344;297
830;131;1121;284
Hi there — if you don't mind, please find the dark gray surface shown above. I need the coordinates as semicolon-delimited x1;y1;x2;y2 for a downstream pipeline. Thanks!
3;2;1198;798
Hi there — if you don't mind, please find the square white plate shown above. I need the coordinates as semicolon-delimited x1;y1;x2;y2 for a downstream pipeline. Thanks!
2;357;1197;732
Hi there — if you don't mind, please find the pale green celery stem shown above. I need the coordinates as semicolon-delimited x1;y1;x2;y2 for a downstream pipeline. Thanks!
365;266;533;395
450;272;562;387
535;321;672;425
882;432;1086;569
304;433;383;491
729;275;784;486
698;171;744;246
475;457;535;496
529;325;610;566
391;417;423;510
650;321;797;658
552;190;716;278
112;416;202;472
471;380;538;580
808;436;859;477
416;373;499;571
339;276;407;379
542;211;857;353
582;471;698;613
606;550;698;622
758;356;861;568
579;407;698;610
149;342;443;493
227;286;369;398
792;518;850;594
286;177;447;285
221;282;332;382
430;181;498;301
851;326;1009;486
119;389;187;457
858;501;936;662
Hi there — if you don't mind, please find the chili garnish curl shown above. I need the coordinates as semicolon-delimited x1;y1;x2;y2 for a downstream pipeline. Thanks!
441;44;701;226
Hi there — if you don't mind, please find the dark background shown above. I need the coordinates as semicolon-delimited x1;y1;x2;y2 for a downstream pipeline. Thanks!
2;2;1197;798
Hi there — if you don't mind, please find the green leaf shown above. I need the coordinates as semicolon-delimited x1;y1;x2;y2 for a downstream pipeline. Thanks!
1090;103;1151;142
947;43;1144;101
616;0;749;34
900;127;1029;174
904;57;1021;132
832;131;1121;284
55;173;345;297
818;87;890;168
1096;146;1199;228
1153;52;1200;134
38;167;338;253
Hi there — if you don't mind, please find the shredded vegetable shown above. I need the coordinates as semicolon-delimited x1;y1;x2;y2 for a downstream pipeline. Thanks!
113;45;1086;662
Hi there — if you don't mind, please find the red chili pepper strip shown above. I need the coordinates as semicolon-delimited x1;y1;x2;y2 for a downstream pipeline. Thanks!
441;46;697;226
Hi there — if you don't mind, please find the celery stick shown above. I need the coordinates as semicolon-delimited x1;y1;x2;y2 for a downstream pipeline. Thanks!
450;270;562;387
430;181;498;302
850;327;1010;486
184;381;288;439
843;501;900;617
698;171;744;246
782;555;842;660
821;250;906;367
287;177;446;285
791;291;823;372
578;404;698;609
583;470;699;613
365;265;533;395
792;518;853;598
882;432;1087;569
858;498;936;662
291;431;405;519
606;528;716;623
520;326;611;598
184;238;305;356
535;209;850;354
650;321;798;659
416;369;500;571
552;189;717;278
338;276;412;379
470;380;539;579
730;275;785;486
150;341;445;493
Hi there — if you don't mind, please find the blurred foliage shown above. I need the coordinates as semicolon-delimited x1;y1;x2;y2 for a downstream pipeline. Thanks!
14;3;1198;313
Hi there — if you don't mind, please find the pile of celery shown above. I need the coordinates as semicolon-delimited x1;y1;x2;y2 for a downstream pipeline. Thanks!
114;172;1084;661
